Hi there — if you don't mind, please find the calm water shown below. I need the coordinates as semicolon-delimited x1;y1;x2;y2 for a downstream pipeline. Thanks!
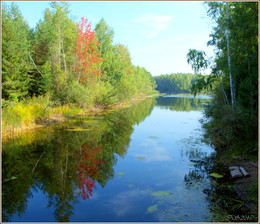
3;95;222;222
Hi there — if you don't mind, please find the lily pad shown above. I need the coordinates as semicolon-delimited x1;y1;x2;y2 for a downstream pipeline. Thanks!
151;191;170;197
210;173;224;178
118;172;125;175
147;204;158;213
136;156;146;160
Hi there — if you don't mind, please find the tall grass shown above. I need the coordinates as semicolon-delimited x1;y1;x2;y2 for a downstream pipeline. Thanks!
48;105;84;117
2;95;85;135
2;95;50;134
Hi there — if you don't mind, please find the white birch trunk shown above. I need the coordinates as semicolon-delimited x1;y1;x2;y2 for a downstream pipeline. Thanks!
225;2;235;107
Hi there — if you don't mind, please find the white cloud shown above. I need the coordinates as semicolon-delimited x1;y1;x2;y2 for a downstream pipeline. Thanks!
141;30;158;39
108;190;149;217
135;14;173;39
137;138;172;162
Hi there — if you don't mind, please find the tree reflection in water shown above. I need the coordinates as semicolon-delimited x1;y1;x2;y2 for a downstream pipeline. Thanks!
2;98;156;222
156;95;210;112
76;144;104;200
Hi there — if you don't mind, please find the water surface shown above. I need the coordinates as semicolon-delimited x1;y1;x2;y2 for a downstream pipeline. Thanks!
3;95;218;222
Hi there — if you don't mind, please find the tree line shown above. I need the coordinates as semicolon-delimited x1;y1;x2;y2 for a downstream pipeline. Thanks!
2;2;156;108
154;73;205;93
187;2;258;157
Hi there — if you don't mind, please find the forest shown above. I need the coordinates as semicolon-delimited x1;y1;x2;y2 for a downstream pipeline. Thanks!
186;2;258;159
2;2;157;134
154;73;209;93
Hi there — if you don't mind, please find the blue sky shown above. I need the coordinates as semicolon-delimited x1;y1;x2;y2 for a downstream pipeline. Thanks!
4;1;214;76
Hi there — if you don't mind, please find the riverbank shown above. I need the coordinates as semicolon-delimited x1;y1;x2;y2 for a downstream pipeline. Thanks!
2;92;160;139
218;155;258;218
198;96;258;221
202;129;258;220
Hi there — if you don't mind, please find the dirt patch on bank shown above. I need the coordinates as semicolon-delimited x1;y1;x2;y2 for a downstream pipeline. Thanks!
226;159;258;215
230;160;258;198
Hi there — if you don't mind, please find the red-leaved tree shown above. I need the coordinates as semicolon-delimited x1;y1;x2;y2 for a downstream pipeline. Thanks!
74;17;103;84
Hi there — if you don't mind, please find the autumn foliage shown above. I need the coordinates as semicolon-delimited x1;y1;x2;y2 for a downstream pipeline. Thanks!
75;17;104;84
76;144;104;200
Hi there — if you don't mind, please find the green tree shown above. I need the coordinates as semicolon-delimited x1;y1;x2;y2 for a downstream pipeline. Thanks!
95;18;116;83
2;3;31;101
29;8;54;96
31;2;77;101
188;2;258;155
187;49;210;74
154;73;202;94
190;2;258;112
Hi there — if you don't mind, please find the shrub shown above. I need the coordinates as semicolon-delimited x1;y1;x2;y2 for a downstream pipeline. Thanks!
202;86;258;158
64;80;98;108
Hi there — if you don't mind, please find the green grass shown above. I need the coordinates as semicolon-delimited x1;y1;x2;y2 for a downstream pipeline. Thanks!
248;181;258;202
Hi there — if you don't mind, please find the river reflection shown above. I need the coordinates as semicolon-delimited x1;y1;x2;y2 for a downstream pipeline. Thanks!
2;98;155;222
3;95;224;222
156;94;211;111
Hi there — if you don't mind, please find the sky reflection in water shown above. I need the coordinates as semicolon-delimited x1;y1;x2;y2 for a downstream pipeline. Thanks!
3;95;214;222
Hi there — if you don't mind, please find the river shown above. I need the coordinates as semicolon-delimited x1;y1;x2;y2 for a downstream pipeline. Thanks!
3;94;239;222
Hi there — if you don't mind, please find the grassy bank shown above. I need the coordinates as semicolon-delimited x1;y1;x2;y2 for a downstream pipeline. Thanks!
2;92;160;138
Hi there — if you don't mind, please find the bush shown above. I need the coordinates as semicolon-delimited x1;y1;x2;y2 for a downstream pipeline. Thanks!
94;81;119;106
202;86;258;158
64;80;98;108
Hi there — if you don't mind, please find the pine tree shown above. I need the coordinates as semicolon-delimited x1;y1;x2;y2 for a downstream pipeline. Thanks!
2;3;31;101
